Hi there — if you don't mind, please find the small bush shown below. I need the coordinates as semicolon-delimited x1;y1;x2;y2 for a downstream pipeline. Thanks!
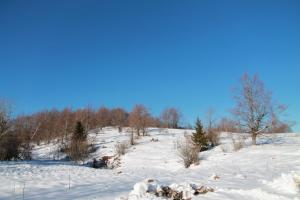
231;135;244;151
68;140;89;163
115;141;129;156
177;137;200;168
220;144;229;153
19;143;33;160
293;174;300;193
207;130;220;148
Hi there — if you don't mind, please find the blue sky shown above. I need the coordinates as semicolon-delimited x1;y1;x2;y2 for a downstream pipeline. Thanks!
0;0;299;130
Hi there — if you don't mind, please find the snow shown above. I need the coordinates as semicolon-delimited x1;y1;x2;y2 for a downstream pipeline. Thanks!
0;128;300;200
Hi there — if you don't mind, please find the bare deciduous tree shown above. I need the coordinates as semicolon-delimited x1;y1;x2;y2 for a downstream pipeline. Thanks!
129;105;151;136
96;107;111;130
161;107;181;129
205;109;220;147
0;99;23;161
216;117;240;133
111;108;128;132
206;108;215;131
267;112;292;133
232;73;286;145
0;99;12;138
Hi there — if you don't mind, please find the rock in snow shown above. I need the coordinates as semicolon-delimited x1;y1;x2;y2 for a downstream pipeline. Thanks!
125;179;214;200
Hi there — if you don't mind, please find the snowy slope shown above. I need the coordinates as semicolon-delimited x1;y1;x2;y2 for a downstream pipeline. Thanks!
0;128;300;200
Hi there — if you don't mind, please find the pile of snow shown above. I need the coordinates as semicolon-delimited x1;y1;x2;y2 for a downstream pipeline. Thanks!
263;172;300;195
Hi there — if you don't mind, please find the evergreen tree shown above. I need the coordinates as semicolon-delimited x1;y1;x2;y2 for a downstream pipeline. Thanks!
69;121;88;163
192;118;209;151
73;121;86;141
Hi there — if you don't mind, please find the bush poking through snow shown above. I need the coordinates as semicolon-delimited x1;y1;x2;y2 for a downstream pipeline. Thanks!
177;137;200;168
232;135;245;151
115;141;130;156
207;130;220;148
220;144;229;153
294;174;300;193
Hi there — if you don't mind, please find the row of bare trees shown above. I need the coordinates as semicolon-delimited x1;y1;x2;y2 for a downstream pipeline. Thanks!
0;101;184;160
14;106;182;143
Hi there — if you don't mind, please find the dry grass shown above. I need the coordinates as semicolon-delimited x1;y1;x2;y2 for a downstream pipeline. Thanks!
207;131;221;147
114;141;130;156
231;134;245;151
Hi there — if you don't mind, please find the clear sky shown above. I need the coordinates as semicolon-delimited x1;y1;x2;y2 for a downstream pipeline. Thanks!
0;0;299;130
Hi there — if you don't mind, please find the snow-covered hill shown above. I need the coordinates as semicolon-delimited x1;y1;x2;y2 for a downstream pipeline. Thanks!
0;128;299;200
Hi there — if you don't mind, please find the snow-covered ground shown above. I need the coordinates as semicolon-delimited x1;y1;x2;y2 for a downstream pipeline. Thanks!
0;128;300;200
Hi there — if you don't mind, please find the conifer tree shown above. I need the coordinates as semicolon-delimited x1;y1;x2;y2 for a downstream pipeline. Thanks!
69;121;88;163
73;121;86;141
192;118;209;151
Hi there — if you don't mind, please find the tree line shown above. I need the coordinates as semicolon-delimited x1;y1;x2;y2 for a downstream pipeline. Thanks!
0;103;185;160
0;73;292;161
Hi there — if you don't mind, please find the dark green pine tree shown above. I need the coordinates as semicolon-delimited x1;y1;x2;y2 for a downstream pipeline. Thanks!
192;118;209;152
73;121;86;141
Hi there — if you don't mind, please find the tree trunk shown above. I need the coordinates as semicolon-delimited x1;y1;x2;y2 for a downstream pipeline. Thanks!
142;128;146;136
130;130;134;145
251;133;257;145
118;126;122;133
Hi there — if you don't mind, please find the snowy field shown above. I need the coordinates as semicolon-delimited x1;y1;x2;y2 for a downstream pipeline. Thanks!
0;128;300;200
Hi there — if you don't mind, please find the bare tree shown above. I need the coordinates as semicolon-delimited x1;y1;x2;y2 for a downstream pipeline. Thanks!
0;99;12;138
267;112;292;133
111;108;128;132
216;117;240;133
129;105;151;136
80;107;96;131
205;108;220;147
161;107;181;129
96;107;111;130
0;99;23;160
232;73;286;145
206;108;215;132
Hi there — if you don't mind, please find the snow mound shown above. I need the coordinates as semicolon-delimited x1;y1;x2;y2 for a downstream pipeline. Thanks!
263;172;300;195
219;188;294;200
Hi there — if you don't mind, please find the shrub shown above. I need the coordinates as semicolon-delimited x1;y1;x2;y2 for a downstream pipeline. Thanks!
19;143;33;160
220;144;229;153
0;134;21;160
115;141;129;156
68;140;89;163
231;134;244;151
207;130;220;148
177;137;200;168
